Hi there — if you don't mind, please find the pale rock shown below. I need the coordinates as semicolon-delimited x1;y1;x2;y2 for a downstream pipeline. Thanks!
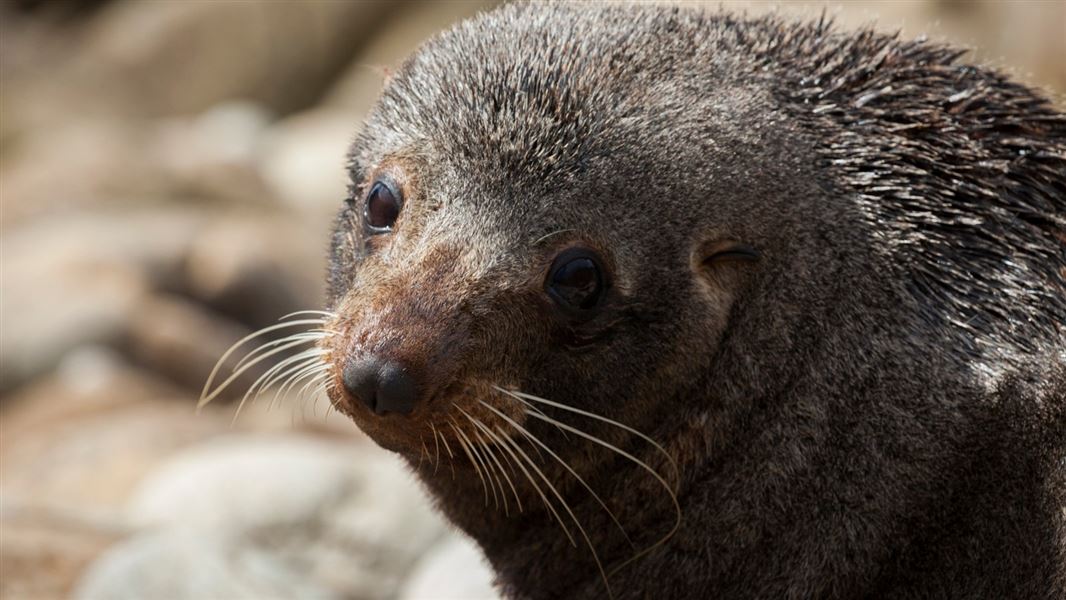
73;531;337;600
183;215;326;329
127;434;363;532
399;532;501;600
256;108;356;218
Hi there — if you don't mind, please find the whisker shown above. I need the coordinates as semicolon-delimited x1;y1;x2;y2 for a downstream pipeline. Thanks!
200;318;332;406
454;419;501;511
294;367;329;404
269;358;328;408
200;336;319;410
431;424;441;476
239;349;324;414
232;330;331;373
498;429;611;597
437;429;456;479
464;415;513;517
492;426;576;547
522;408;682;577
276;360;329;405
450;421;490;507
277;310;337;319
496;386;680;487
479;400;632;548
418;436;428;471
227;345;325;422
465;415;524;513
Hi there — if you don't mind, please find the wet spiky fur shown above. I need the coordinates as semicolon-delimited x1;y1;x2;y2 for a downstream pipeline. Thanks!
324;3;1066;598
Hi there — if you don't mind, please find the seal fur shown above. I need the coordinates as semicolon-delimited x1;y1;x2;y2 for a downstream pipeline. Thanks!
319;3;1066;598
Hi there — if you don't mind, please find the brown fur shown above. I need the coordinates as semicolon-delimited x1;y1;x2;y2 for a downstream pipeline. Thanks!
323;3;1066;598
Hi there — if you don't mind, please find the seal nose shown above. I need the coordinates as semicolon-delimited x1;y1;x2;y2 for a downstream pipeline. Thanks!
342;358;418;415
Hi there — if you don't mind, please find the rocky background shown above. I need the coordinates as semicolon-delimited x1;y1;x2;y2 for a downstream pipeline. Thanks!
1;1;1063;599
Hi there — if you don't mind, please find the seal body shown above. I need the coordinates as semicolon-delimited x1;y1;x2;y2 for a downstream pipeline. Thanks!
323;3;1066;598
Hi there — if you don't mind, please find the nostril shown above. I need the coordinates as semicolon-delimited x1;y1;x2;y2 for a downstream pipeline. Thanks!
342;358;382;413
341;358;418;416
377;362;418;415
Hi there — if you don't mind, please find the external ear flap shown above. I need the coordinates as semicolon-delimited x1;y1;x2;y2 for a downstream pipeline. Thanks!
697;240;761;267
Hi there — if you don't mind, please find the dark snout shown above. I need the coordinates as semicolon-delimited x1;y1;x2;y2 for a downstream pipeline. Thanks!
342;357;419;415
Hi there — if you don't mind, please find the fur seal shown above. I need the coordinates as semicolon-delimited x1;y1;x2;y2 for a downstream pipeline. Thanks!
206;2;1066;598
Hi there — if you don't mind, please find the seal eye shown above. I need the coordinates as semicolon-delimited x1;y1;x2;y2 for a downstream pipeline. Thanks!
546;249;607;312
364;180;402;232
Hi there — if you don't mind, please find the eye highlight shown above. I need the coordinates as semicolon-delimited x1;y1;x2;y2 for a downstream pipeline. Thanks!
546;248;608;313
364;179;403;232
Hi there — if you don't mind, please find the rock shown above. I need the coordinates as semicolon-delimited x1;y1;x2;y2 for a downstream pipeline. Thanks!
256;108;355;218
0;513;122;600
324;0;498;114
399;533;501;600
127;434;363;532
0;104;276;228
126;434;449;598
77;0;395;117
182;214;326;329
0;355;227;512
0;209;203;392
123;293;257;396
73;531;337;600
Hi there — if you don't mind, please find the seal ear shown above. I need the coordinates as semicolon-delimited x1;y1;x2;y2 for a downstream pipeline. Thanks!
690;239;761;291
693;239;761;269
701;241;760;265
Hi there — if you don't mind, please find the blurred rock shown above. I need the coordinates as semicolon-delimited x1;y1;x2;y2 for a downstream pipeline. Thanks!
183;215;326;329
73;531;337;600
0;514;122;600
399;533;501;600
324;0;498;114
2;0;396;140
127;434;363;532
127;434;447;598
257;108;355;219
123;293;255;396
1;103;276;227
0;354;225;512
0;210;202;391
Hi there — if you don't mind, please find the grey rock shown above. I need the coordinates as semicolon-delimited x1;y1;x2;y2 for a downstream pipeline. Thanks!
123;293;255;396
0;210;203;391
73;531;337;600
399;533;501;600
183;214;326;329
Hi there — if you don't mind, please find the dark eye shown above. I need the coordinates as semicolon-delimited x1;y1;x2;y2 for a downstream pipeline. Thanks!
364;180;402;231
546;249;607;312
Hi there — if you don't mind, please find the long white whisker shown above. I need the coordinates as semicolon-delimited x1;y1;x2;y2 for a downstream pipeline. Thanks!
471;424;510;516
271;360;328;408
200;319;331;406
249;349;324;409
498;429;611;597
294;367;330;403
230;349;324;423
437;429;456;479
465;416;524;513
231;330;331;374
203;337;318;411
495;386;679;487
479;400;631;548
493;426;576;547
431;424;441;476
450;422;490;507
523;408;682;578
454;419;500;511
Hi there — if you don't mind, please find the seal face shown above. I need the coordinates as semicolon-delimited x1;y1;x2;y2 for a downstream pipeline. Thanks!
315;3;1065;598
